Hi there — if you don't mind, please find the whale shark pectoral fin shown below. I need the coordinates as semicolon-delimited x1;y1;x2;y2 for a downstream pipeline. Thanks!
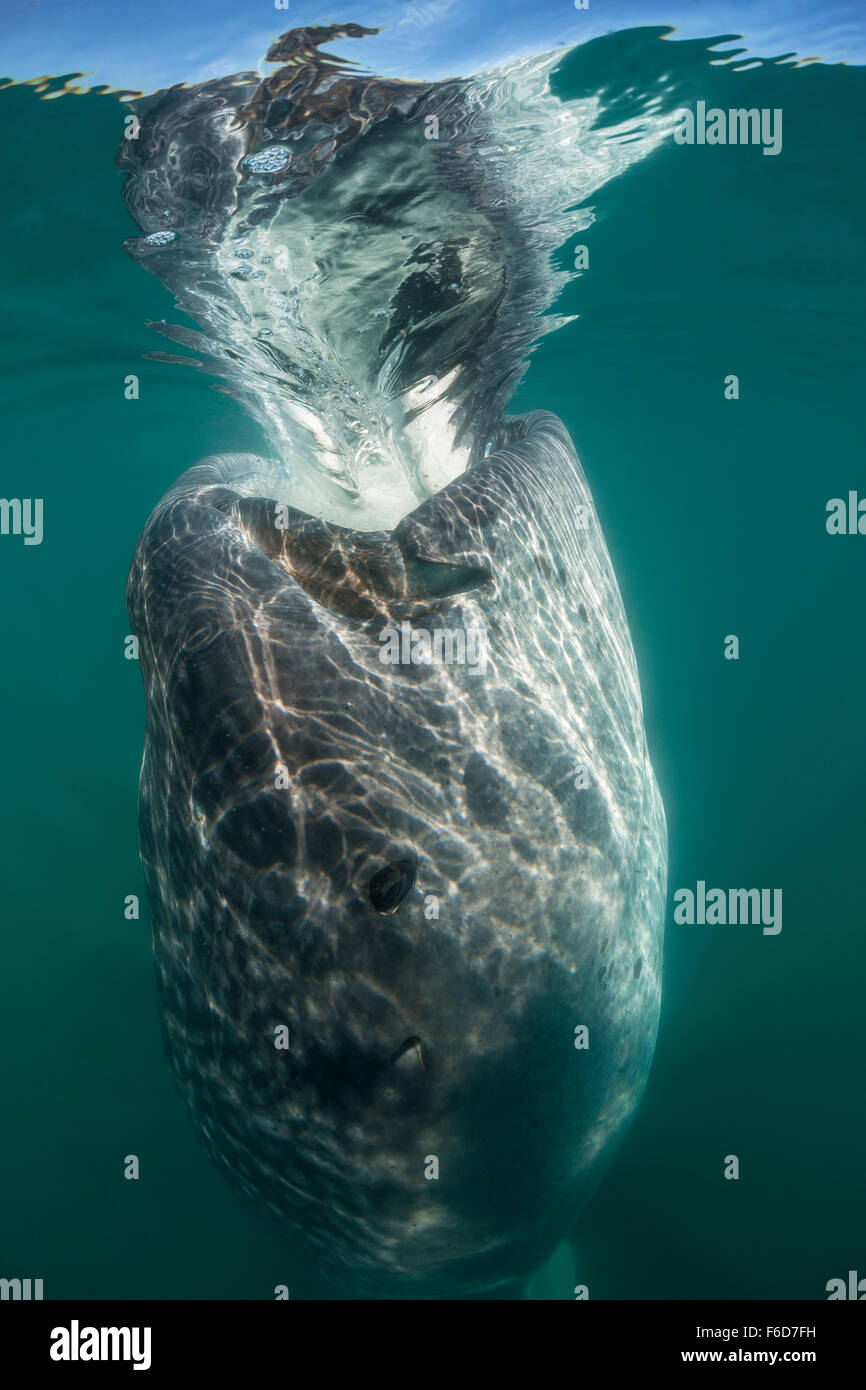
392;411;588;599
393;484;496;604
400;556;492;600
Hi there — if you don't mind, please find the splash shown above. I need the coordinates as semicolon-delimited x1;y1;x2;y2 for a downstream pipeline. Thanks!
118;25;669;528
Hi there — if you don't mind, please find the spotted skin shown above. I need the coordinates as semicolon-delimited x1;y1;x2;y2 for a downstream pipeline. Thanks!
128;411;666;1298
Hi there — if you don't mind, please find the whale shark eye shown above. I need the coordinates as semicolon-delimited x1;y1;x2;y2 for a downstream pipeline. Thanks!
369;858;416;914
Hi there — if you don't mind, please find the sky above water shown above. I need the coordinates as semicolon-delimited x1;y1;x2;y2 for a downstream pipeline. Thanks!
2;0;864;95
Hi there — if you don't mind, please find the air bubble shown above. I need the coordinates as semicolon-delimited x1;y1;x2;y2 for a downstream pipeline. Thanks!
245;146;291;174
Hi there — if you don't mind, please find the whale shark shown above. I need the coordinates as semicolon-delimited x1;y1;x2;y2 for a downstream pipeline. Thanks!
121;24;667;1299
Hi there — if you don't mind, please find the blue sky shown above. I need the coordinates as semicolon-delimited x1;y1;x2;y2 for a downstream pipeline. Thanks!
2;0;864;93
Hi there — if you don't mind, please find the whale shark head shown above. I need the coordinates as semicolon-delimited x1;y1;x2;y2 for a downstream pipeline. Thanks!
122;25;668;1298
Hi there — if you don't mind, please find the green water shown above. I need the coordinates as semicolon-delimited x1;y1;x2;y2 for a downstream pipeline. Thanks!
1;29;863;1299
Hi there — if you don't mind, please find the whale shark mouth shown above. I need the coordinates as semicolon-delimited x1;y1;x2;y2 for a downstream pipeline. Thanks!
121;25;670;1298
118;22;667;531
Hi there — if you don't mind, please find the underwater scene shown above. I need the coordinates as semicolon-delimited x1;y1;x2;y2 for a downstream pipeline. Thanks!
0;0;864;1308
